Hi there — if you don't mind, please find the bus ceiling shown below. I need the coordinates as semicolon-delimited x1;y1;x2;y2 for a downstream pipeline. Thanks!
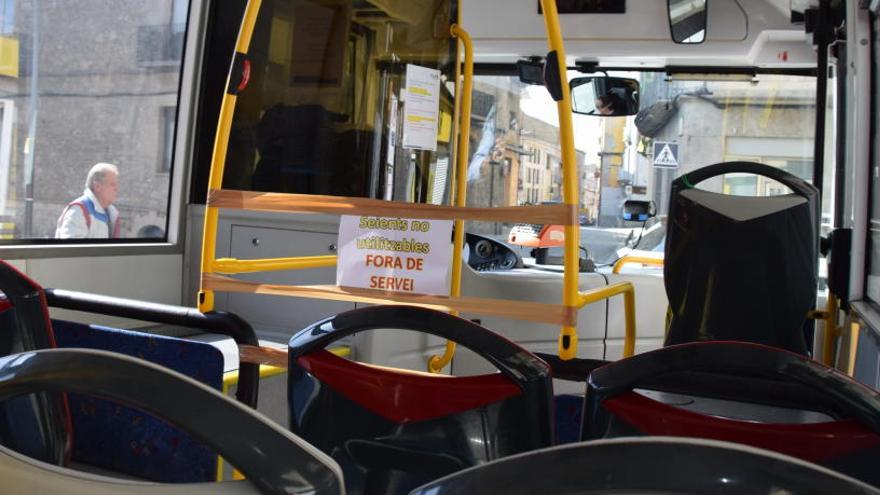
460;0;818;69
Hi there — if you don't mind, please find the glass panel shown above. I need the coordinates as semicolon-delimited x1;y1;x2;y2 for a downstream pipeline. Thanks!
222;0;455;204
866;15;880;305
724;176;757;196
0;0;186;242
467;72;817;265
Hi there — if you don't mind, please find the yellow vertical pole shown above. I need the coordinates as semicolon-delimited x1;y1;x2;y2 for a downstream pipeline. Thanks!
539;0;580;360
206;0;263;477
429;23;473;373
198;0;263;312
821;294;839;367
623;288;636;357
847;321;861;377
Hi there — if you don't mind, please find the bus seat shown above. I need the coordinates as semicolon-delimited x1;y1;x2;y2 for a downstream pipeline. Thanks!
409;437;880;495
52;320;224;482
288;306;554;495
581;342;880;487
0;261;71;466
0;348;343;495
664;162;819;354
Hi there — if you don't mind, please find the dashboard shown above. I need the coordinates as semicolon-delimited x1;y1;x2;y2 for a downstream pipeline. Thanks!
464;233;523;272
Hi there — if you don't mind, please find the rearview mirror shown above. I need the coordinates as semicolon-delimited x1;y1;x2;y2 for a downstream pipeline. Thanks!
570;77;640;117
669;0;707;44
622;200;655;222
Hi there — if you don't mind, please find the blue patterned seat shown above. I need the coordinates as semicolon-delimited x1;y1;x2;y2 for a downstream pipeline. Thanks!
52;320;224;482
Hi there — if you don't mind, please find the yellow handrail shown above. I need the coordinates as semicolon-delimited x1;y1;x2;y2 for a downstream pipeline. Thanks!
539;0;581;360
847;322;860;377
198;0;263;312
577;282;637;358
612;255;664;274
821;293;839;367
213;255;336;274
428;24;474;374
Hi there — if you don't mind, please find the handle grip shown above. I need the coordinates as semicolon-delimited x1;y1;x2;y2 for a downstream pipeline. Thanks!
674;161;817;199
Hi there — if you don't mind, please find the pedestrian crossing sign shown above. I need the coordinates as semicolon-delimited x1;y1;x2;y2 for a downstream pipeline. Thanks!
652;141;679;168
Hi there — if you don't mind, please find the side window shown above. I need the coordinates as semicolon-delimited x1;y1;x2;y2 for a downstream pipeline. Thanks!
866;15;880;304
0;1;188;242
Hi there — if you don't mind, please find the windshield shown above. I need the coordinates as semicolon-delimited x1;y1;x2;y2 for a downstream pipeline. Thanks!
466;71;821;265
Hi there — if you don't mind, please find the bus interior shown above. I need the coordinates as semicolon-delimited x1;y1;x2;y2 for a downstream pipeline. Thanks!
0;0;879;493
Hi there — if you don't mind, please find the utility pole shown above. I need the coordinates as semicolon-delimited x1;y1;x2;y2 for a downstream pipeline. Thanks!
23;0;39;237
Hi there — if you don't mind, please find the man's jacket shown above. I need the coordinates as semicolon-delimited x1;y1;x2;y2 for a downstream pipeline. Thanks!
55;189;120;239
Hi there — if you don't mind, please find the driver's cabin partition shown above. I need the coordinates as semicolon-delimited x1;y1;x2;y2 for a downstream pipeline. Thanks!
199;0;622;368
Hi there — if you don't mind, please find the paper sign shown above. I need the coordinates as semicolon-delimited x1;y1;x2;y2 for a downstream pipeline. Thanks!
402;64;441;151
336;215;453;295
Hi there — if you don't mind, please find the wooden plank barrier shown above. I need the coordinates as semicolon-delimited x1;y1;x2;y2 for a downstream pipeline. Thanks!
208;189;577;226
240;345;288;368
203;273;576;327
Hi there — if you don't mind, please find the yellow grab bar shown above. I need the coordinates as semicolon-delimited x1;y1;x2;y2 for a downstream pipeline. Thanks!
428;24;473;374
213;255;337;274
821;294;839;367
539;0;581;360
612;255;664;274
847;322;860;377
577;282;636;358
199;0;263;312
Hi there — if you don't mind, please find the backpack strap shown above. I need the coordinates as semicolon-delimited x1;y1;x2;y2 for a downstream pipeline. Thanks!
111;212;121;238
57;201;91;232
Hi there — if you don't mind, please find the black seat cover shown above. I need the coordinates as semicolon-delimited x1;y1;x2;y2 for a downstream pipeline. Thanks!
664;162;819;354
288;306;554;495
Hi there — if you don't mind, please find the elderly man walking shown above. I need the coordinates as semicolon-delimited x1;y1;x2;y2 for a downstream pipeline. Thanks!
55;163;121;239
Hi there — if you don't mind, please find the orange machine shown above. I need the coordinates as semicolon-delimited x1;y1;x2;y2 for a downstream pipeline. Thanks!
507;223;565;248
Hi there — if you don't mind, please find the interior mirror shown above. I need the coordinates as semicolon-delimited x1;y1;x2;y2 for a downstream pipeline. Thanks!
622;200;655;222
516;58;545;86
570;77;640;117
669;0;707;44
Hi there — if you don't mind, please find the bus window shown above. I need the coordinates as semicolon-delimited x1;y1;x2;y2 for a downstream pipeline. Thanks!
0;0;189;242
466;71;818;265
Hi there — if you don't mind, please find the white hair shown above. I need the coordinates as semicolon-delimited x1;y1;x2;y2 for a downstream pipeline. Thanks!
85;163;118;191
